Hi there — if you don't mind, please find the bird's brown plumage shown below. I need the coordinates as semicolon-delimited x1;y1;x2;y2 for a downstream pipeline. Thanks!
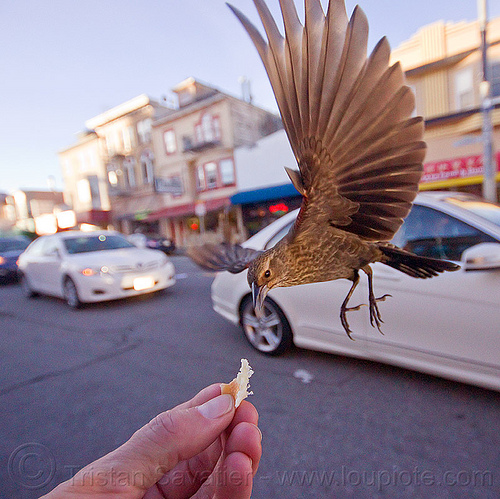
189;0;460;337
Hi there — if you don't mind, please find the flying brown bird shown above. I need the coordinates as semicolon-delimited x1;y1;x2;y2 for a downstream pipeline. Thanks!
189;0;460;337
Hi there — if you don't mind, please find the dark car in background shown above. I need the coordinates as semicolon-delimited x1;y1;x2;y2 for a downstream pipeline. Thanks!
0;235;31;282
144;236;176;254
127;233;176;254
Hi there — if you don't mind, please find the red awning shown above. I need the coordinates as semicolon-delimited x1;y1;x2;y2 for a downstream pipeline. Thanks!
145;197;230;221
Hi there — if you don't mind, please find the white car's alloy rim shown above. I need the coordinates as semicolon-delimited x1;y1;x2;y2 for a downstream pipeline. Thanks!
242;301;283;352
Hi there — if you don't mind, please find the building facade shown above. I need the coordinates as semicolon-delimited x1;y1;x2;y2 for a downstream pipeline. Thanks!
59;95;172;231
391;15;500;197
146;78;281;246
59;80;281;245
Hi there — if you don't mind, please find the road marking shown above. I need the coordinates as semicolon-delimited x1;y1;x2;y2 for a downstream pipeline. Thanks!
293;369;314;384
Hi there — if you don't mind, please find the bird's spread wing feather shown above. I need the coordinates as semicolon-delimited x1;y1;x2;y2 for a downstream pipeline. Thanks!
228;0;426;241
188;244;262;274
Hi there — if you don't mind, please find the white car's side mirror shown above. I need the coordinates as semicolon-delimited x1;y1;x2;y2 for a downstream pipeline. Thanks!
462;242;500;271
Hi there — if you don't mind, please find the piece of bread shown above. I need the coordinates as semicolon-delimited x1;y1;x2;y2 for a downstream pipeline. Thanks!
221;359;254;408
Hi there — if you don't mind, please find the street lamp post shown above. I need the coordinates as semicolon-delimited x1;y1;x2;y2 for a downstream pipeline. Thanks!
478;0;497;203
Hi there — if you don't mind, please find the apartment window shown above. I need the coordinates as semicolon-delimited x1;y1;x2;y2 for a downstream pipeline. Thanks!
77;179;92;205
123;126;136;152
88;175;101;209
124;157;136;188
195;114;221;144
78;152;89;173
219;158;235;185
491;61;500;98
196;163;218;191
108;170;118;186
196;159;235;191
205;162;218;189
106;134;116;156
141;150;154;184
137;119;152;144
202;115;215;142
163;129;177;154
408;84;418;117
196;166;205;191
455;67;474;110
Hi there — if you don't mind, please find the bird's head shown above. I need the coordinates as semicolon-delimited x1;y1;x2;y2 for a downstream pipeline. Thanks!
247;249;288;315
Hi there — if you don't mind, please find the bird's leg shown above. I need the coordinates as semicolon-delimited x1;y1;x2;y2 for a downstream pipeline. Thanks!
340;271;361;340
362;265;391;334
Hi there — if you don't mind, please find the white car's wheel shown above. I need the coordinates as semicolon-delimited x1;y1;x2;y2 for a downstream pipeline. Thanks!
240;296;293;355
21;274;38;298
63;277;81;309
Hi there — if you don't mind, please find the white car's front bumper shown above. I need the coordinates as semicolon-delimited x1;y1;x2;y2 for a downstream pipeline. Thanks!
72;261;176;303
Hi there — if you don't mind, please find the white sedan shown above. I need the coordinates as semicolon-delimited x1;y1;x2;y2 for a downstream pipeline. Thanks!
18;230;176;307
211;192;500;391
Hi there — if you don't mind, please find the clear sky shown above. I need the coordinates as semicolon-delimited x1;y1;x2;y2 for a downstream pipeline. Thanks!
1;0;499;194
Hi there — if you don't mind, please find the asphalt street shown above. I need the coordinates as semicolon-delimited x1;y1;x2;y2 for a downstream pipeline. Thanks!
1;256;499;498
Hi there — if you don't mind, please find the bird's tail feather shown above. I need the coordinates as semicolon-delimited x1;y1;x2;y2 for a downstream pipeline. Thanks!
377;244;460;279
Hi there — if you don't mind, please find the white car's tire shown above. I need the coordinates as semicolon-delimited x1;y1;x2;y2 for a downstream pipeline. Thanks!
63;277;81;309
240;296;293;355
21;274;39;298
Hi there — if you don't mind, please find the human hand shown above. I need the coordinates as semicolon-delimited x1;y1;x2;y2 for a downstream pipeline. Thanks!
42;383;261;498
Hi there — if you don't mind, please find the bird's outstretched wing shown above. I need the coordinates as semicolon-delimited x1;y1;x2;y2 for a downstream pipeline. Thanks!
228;0;426;241
188;243;262;274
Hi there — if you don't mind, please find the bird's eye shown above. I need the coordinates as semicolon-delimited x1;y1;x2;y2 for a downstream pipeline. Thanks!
264;270;271;278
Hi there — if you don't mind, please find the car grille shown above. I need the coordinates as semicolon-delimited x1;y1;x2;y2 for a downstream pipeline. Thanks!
110;261;159;273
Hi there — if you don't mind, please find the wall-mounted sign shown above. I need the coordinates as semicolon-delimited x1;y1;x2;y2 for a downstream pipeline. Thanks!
155;176;184;196
421;152;500;185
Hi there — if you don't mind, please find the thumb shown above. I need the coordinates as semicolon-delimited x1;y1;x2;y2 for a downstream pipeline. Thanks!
108;393;236;490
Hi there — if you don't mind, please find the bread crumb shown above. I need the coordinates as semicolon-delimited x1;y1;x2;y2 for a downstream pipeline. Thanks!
221;359;254;407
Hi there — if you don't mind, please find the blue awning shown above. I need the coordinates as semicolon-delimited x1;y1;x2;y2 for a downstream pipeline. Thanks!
231;183;300;205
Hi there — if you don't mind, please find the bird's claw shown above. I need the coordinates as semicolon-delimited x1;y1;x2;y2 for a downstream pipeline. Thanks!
368;294;392;334
340;306;354;340
341;293;392;338
341;303;370;340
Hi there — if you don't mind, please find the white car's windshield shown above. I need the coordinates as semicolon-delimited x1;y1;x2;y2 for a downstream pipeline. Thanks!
64;234;134;254
446;197;500;227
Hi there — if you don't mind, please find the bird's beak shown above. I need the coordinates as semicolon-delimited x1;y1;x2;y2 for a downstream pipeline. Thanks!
252;282;269;316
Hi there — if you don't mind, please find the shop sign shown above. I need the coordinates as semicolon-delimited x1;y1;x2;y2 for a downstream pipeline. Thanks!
421;153;500;184
134;210;152;221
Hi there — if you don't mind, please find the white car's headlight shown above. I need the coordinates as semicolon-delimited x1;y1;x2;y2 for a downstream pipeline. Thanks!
80;266;109;276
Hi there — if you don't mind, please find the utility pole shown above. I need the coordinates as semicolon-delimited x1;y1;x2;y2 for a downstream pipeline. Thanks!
478;0;497;203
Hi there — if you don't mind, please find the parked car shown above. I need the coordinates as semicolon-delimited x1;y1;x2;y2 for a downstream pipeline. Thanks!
128;233;176;254
211;192;500;391
145;236;176;254
18;230;176;307
0;235;31;282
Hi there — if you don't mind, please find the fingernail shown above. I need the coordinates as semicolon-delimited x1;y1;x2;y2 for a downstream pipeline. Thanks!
252;423;263;441
197;394;234;419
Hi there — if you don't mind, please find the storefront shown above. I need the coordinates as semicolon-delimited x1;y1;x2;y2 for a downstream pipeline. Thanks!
145;197;232;247
231;183;302;237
